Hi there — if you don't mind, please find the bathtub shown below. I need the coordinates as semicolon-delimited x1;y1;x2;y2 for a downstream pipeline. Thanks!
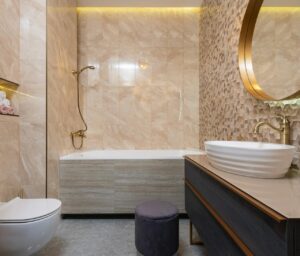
59;149;205;214
60;149;204;160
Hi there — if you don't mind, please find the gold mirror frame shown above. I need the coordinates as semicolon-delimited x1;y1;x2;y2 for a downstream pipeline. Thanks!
239;0;300;101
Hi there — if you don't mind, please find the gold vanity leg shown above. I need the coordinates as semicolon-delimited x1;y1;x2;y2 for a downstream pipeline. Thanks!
189;221;204;245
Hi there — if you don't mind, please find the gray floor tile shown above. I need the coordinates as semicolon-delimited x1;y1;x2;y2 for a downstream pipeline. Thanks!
36;219;206;256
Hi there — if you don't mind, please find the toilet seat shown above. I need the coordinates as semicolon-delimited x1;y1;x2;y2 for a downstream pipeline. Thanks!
0;197;61;224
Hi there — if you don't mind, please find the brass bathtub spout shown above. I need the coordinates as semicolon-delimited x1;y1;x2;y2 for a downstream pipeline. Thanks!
71;129;86;150
254;115;290;145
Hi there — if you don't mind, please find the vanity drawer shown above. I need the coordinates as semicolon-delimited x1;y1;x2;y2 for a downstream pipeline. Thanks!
185;185;245;256
185;160;289;256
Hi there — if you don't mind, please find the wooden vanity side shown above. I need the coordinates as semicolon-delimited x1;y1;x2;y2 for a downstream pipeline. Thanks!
185;159;300;256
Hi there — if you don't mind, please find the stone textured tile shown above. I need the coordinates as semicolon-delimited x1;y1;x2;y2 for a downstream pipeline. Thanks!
0;116;21;201
0;0;20;84
199;0;300;158
78;8;201;150
0;0;21;202
36;219;207;256
0;0;48;201
47;0;78;198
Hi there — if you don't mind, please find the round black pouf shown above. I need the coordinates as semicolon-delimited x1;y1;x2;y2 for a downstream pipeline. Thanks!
135;200;179;256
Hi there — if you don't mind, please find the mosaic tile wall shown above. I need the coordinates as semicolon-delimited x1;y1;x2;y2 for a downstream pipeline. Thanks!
0;0;21;201
199;0;300;156
19;0;47;198
0;0;20;84
78;8;200;149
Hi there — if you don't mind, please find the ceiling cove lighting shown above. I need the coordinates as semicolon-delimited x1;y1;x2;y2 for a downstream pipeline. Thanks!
76;7;201;13
260;7;300;12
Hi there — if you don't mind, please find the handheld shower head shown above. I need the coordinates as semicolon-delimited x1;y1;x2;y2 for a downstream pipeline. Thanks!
72;65;96;75
80;65;95;73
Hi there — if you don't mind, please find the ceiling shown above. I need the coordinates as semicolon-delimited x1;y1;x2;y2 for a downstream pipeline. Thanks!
77;0;203;7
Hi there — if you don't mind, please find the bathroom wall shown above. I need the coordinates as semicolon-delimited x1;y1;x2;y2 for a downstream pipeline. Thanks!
78;8;200;149
0;116;20;201
252;8;300;99
0;0;21;201
19;0;47;198
47;0;79;198
199;0;300;150
0;0;47;201
0;0;20;84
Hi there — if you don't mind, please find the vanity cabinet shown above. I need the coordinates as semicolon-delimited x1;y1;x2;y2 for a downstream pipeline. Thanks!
185;156;300;256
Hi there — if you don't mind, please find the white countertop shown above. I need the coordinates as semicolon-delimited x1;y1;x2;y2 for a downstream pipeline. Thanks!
186;155;300;219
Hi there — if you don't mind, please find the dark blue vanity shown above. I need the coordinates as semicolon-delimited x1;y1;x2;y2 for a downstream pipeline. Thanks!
185;155;300;256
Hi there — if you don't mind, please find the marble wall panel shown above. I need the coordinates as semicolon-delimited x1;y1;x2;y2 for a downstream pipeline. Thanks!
0;116;21;202
0;1;21;202
0;0;20;84
47;0;78;198
199;0;300;157
19;0;47;198
78;8;200;149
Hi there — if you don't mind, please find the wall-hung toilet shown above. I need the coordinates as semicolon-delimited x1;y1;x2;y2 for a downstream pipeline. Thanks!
0;197;61;256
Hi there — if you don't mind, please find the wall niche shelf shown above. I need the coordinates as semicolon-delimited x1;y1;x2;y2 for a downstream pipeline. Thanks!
0;77;19;94
0;113;19;117
0;77;19;116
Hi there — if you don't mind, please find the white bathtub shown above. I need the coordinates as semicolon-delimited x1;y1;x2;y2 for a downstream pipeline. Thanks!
60;149;205;160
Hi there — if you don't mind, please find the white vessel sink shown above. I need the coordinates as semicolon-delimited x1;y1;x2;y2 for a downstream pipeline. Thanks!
205;141;295;178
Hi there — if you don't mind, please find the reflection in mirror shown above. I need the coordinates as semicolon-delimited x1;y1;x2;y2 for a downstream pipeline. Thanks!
239;0;300;101
253;0;300;99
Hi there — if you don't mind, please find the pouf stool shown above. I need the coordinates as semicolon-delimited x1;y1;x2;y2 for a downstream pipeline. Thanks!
135;200;179;256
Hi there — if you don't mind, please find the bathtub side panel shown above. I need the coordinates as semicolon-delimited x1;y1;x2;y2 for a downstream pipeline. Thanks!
59;159;185;214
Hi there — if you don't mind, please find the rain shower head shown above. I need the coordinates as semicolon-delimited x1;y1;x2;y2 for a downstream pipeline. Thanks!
72;65;95;75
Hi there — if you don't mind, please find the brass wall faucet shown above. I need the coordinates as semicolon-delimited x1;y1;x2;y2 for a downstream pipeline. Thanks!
254;115;290;145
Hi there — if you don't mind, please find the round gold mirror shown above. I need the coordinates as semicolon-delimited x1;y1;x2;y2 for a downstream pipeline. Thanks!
239;0;300;101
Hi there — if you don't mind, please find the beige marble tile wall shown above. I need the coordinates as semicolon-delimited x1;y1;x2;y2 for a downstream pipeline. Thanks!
0;0;20;84
47;0;78;198
199;0;300;152
78;8;200;149
0;0;21;202
0;116;21;201
19;0;47;198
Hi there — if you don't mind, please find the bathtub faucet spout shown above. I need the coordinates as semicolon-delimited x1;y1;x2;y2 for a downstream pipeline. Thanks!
71;129;86;150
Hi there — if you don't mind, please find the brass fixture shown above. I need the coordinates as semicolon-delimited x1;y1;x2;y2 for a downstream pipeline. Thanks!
254;115;290;145
72;65;95;76
238;0;300;101
71;65;95;150
71;129;86;149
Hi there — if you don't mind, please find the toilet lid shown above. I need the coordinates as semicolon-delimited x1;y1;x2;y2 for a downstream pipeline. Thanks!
0;197;61;223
